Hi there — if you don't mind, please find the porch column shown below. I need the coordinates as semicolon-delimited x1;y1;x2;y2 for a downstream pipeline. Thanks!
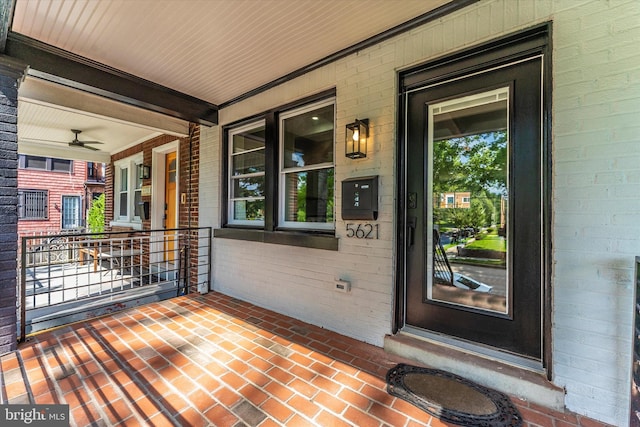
0;57;27;354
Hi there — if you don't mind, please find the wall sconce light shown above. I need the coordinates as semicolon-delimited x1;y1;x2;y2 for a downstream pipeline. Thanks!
138;164;151;180
345;118;369;159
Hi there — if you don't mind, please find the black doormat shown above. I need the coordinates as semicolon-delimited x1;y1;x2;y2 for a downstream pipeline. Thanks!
386;363;523;427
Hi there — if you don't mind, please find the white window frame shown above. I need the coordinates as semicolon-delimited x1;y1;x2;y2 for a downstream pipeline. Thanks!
61;195;82;229
228;120;266;226
111;153;144;229
278;98;335;231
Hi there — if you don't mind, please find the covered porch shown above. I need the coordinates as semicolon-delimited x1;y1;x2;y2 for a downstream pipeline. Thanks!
1;293;609;427
0;1;637;425
19;228;211;338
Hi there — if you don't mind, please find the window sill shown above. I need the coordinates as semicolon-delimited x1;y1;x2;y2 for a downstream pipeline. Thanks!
213;228;338;251
109;220;143;231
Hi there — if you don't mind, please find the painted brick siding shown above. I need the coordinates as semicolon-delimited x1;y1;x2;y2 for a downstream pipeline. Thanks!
550;1;640;424
199;1;640;424
0;71;19;354
17;160;88;236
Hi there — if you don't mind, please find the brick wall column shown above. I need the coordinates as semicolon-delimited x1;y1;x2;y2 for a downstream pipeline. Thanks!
0;58;28;354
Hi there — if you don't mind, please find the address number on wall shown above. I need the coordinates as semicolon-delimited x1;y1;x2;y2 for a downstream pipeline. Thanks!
345;223;379;239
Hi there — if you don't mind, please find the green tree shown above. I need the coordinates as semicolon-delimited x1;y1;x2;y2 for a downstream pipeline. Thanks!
432;131;507;230
296;169;334;223
87;193;105;235
433;131;507;197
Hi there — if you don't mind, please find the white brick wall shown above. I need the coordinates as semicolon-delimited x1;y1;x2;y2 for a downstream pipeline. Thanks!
550;0;640;424
199;1;640;424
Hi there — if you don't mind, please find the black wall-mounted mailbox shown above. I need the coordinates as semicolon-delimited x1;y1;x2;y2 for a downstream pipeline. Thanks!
138;201;150;221
342;176;378;220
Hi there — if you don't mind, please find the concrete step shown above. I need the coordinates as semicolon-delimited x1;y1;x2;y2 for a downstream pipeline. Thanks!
384;332;565;411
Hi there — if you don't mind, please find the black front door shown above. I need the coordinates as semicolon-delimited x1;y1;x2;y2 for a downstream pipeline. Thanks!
403;55;544;361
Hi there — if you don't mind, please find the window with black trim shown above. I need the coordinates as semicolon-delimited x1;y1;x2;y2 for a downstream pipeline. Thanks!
18;189;48;220
224;95;336;235
19;155;73;173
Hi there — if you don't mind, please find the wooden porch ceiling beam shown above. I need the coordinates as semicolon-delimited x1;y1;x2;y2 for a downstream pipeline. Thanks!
3;32;218;126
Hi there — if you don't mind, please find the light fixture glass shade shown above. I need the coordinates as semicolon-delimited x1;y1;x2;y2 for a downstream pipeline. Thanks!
345;118;369;159
137;164;151;180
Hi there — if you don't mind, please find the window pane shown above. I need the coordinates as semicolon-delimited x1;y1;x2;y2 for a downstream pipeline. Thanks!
88;162;97;179
429;88;508;314
119;193;128;217
62;196;81;228
283;168;334;223
51;158;72;172
233;151;265;175
232;176;264;198
232;199;265;221
120;168;128;191
282;104;334;169
168;158;177;183
24;156;47;170
233;126;265;153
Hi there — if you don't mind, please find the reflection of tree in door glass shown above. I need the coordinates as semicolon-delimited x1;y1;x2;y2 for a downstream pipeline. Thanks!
430;95;509;315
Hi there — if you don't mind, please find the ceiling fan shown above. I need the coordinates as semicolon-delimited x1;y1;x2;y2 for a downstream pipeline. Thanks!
65;129;104;151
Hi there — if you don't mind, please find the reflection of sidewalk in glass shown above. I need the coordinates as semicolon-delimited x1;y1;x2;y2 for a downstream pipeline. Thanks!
451;264;506;297
434;229;492;293
432;235;507;313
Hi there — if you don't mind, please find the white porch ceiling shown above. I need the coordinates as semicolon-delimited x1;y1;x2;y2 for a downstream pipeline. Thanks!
18;77;190;162
10;0;453;159
13;0;450;105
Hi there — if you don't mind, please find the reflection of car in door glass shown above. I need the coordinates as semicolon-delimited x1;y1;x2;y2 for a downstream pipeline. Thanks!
433;270;493;293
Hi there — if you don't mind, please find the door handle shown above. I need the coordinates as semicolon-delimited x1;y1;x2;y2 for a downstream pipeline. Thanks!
407;216;417;248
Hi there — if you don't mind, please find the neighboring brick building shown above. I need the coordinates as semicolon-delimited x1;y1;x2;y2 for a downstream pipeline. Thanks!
438;191;471;209
17;154;105;237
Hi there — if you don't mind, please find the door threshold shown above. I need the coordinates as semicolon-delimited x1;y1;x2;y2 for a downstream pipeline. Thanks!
402;326;544;373
384;330;565;411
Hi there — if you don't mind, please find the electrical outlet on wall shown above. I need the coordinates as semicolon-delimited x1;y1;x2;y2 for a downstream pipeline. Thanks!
334;279;351;293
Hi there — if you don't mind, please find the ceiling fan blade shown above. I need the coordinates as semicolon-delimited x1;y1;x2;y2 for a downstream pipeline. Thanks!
70;129;103;145
68;142;100;151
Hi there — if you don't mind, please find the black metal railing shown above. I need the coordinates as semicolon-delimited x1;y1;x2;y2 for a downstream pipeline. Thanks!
18;227;211;340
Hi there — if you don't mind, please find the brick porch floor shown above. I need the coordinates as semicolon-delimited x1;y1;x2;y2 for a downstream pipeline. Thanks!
1;292;613;426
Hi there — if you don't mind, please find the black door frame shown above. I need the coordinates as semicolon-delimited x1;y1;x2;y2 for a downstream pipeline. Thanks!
394;23;552;375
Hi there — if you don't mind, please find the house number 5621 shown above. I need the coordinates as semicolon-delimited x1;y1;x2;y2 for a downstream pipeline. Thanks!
345;223;379;239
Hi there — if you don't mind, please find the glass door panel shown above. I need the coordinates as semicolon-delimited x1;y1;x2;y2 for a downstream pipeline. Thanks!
428;88;509;315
